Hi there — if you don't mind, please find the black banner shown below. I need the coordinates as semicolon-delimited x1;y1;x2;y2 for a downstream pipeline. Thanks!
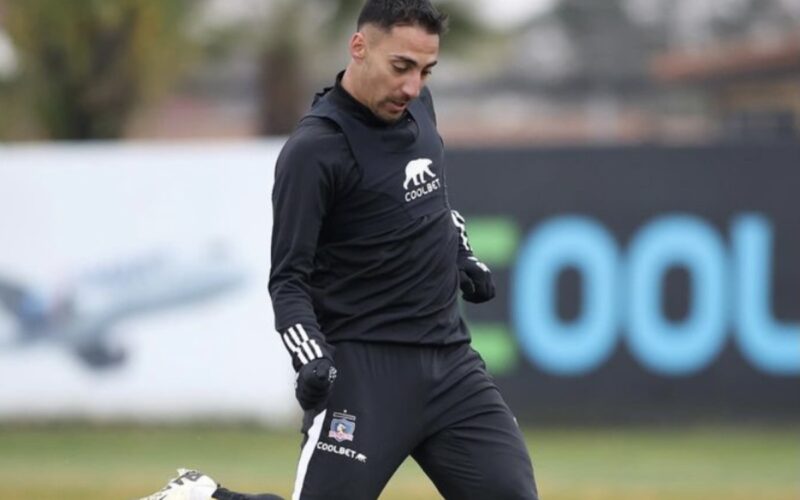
447;145;800;422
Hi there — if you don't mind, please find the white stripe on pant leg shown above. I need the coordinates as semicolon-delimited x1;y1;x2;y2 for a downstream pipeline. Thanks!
292;409;327;500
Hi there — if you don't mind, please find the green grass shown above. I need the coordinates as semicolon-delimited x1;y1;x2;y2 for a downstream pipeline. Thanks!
0;424;797;499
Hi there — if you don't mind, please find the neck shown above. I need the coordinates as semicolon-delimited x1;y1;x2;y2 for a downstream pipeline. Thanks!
341;64;369;110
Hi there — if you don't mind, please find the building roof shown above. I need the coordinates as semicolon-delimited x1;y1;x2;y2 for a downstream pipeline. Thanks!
651;32;800;84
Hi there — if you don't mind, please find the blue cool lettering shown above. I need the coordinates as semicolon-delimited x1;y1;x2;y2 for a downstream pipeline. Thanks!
512;214;800;377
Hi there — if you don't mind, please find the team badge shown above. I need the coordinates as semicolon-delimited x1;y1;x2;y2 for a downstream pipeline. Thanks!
328;411;356;442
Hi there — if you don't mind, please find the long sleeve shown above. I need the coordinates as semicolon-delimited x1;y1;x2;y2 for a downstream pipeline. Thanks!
269;122;343;370
268;79;469;347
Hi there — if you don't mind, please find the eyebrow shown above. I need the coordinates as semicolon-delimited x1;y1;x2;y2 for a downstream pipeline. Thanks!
390;55;438;69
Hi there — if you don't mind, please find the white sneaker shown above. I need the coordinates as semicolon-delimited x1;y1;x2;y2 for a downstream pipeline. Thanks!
138;468;218;500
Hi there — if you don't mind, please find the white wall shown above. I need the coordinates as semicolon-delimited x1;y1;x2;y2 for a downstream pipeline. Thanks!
0;141;296;425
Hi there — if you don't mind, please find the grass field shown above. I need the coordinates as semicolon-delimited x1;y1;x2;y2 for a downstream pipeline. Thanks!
0;424;797;499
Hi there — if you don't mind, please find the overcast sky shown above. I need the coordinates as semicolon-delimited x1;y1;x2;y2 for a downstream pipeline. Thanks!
199;0;559;30
474;0;557;28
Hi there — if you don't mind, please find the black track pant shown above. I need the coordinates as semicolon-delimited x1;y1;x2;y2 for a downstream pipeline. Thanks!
213;490;282;500
291;341;538;500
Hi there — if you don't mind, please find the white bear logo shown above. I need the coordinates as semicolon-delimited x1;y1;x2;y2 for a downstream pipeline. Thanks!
403;158;436;190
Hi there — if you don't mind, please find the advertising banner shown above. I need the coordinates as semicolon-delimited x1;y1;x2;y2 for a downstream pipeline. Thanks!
447;145;800;422
0;142;294;424
2;142;797;423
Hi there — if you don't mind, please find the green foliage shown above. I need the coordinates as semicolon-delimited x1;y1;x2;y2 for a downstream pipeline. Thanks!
3;0;197;139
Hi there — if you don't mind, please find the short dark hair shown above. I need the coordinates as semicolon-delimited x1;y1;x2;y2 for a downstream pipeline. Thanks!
357;0;448;35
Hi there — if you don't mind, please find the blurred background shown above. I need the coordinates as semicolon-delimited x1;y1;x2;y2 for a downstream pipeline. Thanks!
0;1;798;499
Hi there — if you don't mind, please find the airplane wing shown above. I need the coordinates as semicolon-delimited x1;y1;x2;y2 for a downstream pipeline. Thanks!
0;276;47;329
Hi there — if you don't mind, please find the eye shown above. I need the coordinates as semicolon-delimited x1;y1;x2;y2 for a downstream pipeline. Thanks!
393;64;409;74
422;69;433;78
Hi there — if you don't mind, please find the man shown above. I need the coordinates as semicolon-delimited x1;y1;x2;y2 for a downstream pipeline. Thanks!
140;1;538;499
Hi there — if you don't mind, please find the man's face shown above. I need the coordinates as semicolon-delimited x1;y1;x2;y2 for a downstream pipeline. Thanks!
353;24;439;122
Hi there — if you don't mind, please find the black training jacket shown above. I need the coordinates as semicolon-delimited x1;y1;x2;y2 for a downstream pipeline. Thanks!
269;74;472;370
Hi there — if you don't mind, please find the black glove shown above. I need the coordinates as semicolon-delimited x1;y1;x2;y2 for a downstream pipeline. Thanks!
295;358;337;411
459;256;495;303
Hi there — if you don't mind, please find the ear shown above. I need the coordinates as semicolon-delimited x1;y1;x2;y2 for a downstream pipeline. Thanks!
349;31;367;62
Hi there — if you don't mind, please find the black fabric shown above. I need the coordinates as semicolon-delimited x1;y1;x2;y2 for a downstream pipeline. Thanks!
269;74;468;350
295;358;337;411
458;257;496;303
293;341;538;500
270;73;535;500
212;487;283;500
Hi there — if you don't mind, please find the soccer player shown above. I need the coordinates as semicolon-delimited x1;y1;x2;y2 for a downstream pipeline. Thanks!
140;1;538;499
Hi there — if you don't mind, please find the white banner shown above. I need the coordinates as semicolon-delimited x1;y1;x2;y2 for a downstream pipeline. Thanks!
0;141;295;424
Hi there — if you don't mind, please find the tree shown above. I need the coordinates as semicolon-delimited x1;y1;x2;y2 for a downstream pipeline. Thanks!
2;0;197;139
253;0;488;135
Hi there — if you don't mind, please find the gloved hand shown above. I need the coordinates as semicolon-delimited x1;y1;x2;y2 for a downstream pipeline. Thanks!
459;256;495;303
295;358;337;411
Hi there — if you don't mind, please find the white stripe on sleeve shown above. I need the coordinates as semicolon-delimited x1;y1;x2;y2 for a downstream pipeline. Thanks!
287;326;303;346
451;210;471;252
300;342;316;361
282;325;324;365
296;323;311;341
283;333;309;365
310;339;323;358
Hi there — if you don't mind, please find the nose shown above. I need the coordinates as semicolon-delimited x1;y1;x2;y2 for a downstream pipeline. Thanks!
401;73;422;100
